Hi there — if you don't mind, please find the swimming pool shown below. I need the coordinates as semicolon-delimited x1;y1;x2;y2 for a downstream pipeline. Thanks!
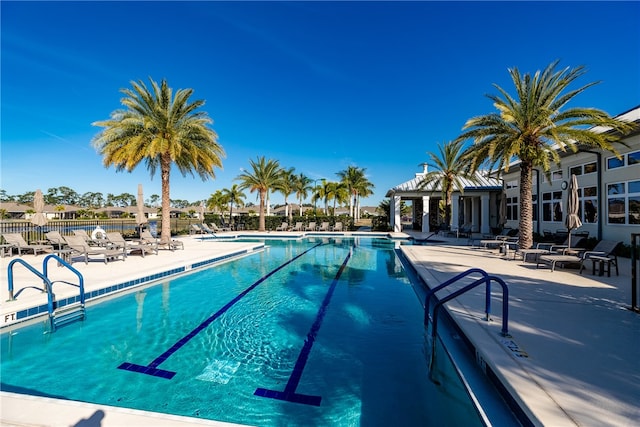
1;237;506;426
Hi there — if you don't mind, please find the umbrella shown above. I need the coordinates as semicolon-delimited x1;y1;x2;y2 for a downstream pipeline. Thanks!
498;190;507;228
136;184;147;226
200;202;205;223
565;174;583;249
30;189;48;227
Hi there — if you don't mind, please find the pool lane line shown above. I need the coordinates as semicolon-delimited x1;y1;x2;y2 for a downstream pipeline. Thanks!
118;242;324;379
254;245;353;406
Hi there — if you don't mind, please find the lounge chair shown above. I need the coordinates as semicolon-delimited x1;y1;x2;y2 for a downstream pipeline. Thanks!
305;222;316;231
45;231;68;250
140;229;183;251
200;223;217;234
537;240;621;275
73;229;105;246
318;222;331;232
456;222;472;238
63;235;125;264
106;232;157;258
1;233;53;256
517;236;586;263
210;223;231;232
290;222;304;232
191;223;214;235
275;222;288;231
331;222;343;232
140;230;184;251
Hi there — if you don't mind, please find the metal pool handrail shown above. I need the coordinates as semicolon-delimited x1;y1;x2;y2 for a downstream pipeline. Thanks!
424;268;510;376
7;254;85;331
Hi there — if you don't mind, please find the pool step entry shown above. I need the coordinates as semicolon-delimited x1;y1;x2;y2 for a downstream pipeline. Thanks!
52;301;86;329
7;254;86;332
423;268;510;380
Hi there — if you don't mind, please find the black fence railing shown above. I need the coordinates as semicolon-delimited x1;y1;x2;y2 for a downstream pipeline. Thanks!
0;219;210;243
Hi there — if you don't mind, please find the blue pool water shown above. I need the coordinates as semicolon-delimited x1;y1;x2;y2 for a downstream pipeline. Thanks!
2;237;494;426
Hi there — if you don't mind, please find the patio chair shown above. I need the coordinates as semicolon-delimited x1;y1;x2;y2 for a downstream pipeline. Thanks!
73;229;105;246
275;222;288;231
200;223;217;234
106;232;157;258
45;231;68;249
304;222;316;231
537;240;621;275
63;235;125;264
141;229;184;251
210;223;231;232
317;222;330;232
191;223;213;235
1;233;53;256
331;222;343;232
516;237;586;263
456;222;472;238
290;222;304;232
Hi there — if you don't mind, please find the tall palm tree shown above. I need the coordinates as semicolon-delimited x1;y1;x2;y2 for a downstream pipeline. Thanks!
353;174;374;221
458;60;634;249
92;78;224;243
327;181;349;214
337;166;366;218
222;184;246;227
236;156;281;231
278;167;296;223
418;139;477;229
293;173;311;216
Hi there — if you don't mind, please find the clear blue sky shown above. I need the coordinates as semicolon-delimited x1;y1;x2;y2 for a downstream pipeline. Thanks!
2;1;639;207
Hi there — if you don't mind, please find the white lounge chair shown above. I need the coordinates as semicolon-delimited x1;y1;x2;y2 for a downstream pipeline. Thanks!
63;235;125;264
1;233;52;256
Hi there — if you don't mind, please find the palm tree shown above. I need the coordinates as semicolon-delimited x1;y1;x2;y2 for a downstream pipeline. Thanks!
353;174;374;221
458;60;634;249
293;173;311;216
326;181;348;214
337;166;367;218
206;190;227;215
221;184;246;227
236;156;281;231
278;167;296;223
92;78;225;243
417;139;477;229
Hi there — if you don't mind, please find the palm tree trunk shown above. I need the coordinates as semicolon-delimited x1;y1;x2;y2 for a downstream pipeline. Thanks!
519;161;534;249
258;190;266;231
160;154;172;244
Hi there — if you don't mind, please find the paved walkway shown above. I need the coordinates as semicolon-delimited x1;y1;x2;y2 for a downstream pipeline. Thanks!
1;231;639;426
402;231;640;427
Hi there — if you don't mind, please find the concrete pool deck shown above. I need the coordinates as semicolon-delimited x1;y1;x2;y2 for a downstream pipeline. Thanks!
1;231;638;426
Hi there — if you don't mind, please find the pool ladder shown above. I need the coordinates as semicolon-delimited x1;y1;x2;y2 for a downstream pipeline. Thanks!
424;268;510;375
7;254;86;332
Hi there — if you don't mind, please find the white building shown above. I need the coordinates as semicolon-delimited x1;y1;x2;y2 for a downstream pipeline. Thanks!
387;105;640;244
501;105;640;245
386;165;502;235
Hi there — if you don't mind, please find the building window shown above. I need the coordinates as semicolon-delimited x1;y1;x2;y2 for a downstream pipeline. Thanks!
607;150;640;170
570;161;598;176
507;197;518;220
506;180;518;189
607;180;640;225
532;194;538;221
579;186;598;223
542;191;563;222
551;170;563;181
